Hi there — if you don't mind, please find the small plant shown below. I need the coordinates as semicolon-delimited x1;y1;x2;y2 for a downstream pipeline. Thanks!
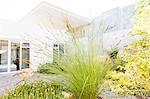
106;43;126;72
106;40;121;59
107;47;119;59
0;81;65;99
38;63;59;74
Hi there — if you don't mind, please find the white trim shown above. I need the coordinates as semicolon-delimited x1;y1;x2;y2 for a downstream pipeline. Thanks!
0;40;30;73
20;42;22;70
7;40;11;72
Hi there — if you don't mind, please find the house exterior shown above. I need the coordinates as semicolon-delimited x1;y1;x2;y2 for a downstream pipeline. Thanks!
0;2;90;73
0;19;30;73
0;2;136;73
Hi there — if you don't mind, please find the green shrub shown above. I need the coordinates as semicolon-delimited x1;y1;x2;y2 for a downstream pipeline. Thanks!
106;46;126;72
38;63;64;74
0;81;65;99
38;63;56;74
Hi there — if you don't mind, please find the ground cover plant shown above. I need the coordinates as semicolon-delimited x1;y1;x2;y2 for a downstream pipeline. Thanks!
0;81;65;99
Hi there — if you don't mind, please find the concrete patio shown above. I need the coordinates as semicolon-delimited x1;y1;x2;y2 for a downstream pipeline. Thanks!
0;73;22;95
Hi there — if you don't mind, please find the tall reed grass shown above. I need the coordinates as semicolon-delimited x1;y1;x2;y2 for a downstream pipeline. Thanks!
25;14;113;98
50;30;113;99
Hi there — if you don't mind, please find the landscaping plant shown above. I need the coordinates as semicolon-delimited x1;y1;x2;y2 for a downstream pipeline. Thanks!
49;26;114;99
106;0;150;98
38;63;61;74
0;81;65;99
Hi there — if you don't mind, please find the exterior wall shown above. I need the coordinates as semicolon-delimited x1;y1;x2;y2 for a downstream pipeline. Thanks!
23;25;70;71
0;19;25;41
74;3;136;53
1;11;85;72
94;4;136;51
103;29;131;50
101;4;135;33
0;19;65;71
0;20;28;72
19;7;84;71
18;2;91;71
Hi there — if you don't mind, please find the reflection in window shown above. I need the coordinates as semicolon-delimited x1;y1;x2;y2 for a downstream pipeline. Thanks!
22;43;30;69
11;42;20;71
0;40;8;72
53;44;64;63
53;44;59;63
59;44;64;59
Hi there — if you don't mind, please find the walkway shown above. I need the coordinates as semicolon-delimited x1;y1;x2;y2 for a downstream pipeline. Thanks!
0;73;22;95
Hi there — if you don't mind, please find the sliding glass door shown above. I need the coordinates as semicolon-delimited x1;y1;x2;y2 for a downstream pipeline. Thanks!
0;40;30;73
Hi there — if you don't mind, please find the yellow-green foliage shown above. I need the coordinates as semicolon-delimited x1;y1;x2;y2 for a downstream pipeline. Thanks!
50;42;113;99
0;81;65;99
106;0;150;97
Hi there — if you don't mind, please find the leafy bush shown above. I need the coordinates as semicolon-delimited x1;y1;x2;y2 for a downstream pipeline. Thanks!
38;62;64;74
0;81;65;99
38;63;57;74
106;46;125;72
106;0;150;98
106;45;119;59
108;48;118;59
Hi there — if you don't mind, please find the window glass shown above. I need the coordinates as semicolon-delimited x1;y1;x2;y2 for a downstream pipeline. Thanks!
0;40;8;72
53;44;59;63
11;42;20;71
22;43;30;69
53;43;65;63
59;44;64;59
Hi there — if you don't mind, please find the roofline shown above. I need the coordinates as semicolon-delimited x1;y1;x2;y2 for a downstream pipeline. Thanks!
19;1;91;23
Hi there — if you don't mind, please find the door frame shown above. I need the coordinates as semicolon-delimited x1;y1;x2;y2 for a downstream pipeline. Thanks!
0;39;30;73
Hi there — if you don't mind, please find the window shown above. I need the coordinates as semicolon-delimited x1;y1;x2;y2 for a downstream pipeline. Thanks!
11;42;20;71
0;40;8;72
53;43;64;63
59;44;65;58
0;41;30;73
22;43;30;69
